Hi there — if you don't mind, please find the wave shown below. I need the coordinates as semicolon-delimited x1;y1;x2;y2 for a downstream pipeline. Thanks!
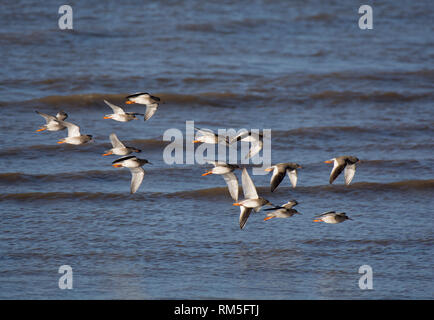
6;91;262;109
157;92;257;107
0;170;117;183
0;143;70;157
296;13;335;22
168;186;233;199
301;238;433;246
0;192;132;201
0;166;197;184
1;124;430;159
291;158;433;170
35;93;126;107
161;179;434;199
359;158;434;167
305;69;434;82
0;188;231;202
297;179;434;193
6;71;433;109
177;22;220;33
0;138;167;157
177;17;277;33
2;179;432;202
309;90;432;103
271;124;433;138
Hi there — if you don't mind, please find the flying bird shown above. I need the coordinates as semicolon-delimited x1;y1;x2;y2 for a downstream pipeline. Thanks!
313;211;352;224
265;162;302;191
103;100;143;122
229;130;263;159
57;121;92;145
103;133;141;156
263;200;301;221
125;93;160;121
193;127;230;145
142;102;159;121
202;160;240;201
35;110;68;132
233;168;273;229
112;155;151;194
324;156;360;185
125;92;161;105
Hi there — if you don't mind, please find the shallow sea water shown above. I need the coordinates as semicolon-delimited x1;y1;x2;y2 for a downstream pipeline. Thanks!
0;0;433;299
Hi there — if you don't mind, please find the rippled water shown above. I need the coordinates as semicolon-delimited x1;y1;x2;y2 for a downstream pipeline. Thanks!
0;0;433;299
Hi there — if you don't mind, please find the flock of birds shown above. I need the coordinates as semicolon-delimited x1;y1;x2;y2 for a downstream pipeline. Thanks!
201;158;357;229
35;93;159;195
35;92;360;230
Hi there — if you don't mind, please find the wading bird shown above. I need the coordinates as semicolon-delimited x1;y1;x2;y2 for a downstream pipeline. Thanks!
112;156;151;194
324;156;360;185
201;160;240;201
265;162;302;191
233;168;273;229
35;110;68;132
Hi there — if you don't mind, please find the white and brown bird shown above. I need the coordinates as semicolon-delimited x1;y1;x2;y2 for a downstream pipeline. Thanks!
233;168;273;229
229;130;263;159
35;110;68;132
202;160;240;201
103;133;141;156
125;93;160;121
103;100;143;122
125;92;160;105
324;156;360;185
313;211;352;224
57;121;92;145
263;200;301;221
112;156;151;194
265;162;302;191
193;127;230;145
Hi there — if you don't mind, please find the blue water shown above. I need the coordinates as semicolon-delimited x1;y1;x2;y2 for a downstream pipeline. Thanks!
0;0;433;299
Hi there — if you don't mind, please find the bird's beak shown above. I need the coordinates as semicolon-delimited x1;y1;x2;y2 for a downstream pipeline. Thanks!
57;141;65;144
193;140;200;143
324;160;333;164
264;168;273;172
103;116;111;119
233;203;241;206
102;152;113;156
112;164;122;168
125;100;134;104
202;171;212;176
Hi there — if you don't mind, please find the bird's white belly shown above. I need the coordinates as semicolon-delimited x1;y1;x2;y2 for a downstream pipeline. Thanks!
200;136;217;144
65;136;84;145
112;114;129;122
113;147;129;155
212;166;232;174
122;159;140;168
322;216;339;223
47;122;64;131
274;209;290;218
134;97;151;105
241;199;262;208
